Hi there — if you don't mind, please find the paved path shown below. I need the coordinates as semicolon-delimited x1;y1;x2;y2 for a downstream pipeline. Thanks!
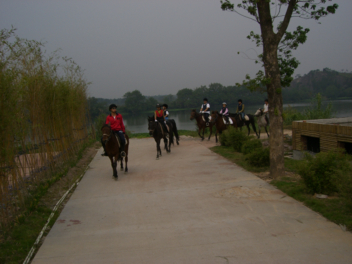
33;137;352;264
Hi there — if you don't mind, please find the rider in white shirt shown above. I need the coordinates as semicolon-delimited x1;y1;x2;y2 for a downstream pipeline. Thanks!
200;98;210;125
263;99;269;124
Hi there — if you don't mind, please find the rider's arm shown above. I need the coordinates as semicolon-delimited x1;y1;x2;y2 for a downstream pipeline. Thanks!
154;112;157;121
120;116;126;133
224;108;229;115
236;106;239;113
204;103;209;112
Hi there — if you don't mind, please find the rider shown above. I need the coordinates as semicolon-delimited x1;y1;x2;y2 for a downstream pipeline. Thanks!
102;104;126;157
219;102;229;124
154;104;168;133
236;99;245;121
200;98;210;126
263;99;269;124
162;104;169;120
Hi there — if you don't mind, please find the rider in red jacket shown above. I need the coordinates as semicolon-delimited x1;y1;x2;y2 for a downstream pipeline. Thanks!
101;104;126;157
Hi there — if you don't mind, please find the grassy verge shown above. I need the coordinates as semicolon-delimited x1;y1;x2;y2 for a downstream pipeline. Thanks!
210;145;352;231
0;139;98;264
127;130;201;139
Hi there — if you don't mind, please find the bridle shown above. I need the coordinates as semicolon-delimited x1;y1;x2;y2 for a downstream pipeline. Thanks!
102;128;113;143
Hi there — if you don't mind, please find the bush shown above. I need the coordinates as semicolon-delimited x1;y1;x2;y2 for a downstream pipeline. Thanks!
241;139;263;155
298;151;350;195
245;147;270;167
337;171;352;209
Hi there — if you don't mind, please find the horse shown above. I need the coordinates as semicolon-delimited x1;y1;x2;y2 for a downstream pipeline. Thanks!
167;119;180;145
229;113;258;138
101;124;129;180
210;111;237;143
148;116;174;159
254;108;270;138
189;109;215;141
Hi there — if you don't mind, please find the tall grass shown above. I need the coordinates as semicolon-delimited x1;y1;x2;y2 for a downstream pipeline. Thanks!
0;28;92;228
283;93;333;125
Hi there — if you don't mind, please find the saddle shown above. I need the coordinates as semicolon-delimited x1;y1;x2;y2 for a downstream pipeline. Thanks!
222;116;233;125
158;122;169;137
201;115;212;123
114;133;128;148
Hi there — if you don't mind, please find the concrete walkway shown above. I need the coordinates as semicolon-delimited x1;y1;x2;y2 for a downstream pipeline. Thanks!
33;137;352;264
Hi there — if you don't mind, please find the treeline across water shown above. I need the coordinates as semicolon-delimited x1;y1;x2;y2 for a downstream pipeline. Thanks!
89;68;352;119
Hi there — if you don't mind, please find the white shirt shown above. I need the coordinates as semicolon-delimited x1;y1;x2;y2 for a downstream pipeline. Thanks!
200;103;210;114
264;103;269;113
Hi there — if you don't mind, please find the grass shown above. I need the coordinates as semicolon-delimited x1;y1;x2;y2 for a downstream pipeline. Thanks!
210;145;352;231
0;140;96;264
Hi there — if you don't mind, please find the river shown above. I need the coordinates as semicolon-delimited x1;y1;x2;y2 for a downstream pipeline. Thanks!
123;100;352;133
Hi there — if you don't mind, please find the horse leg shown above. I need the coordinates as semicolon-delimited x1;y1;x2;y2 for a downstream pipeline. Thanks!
251;121;259;138
208;125;213;141
125;155;128;173
246;123;250;136
110;156;118;179
202;127;205;141
120;157;124;171
265;125;270;137
165;137;170;153
257;125;261;139
156;138;161;159
197;127;204;141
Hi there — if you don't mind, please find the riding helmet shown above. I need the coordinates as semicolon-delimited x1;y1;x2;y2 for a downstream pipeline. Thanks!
109;104;117;110
222;102;227;105
238;99;242;103
162;104;168;109
156;104;161;108
203;98;208;102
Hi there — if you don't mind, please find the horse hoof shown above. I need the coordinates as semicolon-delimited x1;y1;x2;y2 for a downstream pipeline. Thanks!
177;142;179;145
125;169;128;173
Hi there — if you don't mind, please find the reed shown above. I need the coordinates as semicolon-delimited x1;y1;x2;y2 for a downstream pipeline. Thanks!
0;28;92;228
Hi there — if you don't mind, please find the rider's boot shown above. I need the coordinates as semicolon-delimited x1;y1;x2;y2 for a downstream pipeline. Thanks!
101;143;108;156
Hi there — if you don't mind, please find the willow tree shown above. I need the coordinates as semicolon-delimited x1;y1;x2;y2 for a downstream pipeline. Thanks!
220;0;338;178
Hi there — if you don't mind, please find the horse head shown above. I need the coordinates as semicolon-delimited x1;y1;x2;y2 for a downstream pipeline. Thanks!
190;109;197;120
147;116;157;136
254;108;263;116
101;124;112;144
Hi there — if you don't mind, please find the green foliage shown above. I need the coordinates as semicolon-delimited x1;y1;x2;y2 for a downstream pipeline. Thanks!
336;170;352;210
298;151;350;195
241;139;262;155
245;147;270;167
94;113;107;140
220;127;249;152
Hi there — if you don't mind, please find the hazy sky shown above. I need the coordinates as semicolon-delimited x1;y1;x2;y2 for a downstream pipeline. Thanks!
1;0;351;98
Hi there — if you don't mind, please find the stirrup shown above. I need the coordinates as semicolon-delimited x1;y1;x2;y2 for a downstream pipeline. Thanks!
120;151;126;157
101;152;108;157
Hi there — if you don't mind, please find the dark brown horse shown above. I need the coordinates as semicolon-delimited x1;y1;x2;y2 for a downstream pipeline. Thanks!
190;109;215;141
148;116;174;159
210;111;237;143
101;124;129;180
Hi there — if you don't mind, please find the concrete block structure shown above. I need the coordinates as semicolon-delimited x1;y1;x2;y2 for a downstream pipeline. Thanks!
292;117;352;159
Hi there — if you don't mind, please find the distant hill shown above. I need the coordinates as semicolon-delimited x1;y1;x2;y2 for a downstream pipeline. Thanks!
283;68;352;102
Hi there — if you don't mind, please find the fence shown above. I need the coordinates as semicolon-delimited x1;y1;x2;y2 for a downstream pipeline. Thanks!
0;28;92;227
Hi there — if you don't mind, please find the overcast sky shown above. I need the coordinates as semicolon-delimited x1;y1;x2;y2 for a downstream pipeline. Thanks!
1;0;351;98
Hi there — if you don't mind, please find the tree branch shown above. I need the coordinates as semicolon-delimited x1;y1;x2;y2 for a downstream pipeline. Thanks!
276;0;298;42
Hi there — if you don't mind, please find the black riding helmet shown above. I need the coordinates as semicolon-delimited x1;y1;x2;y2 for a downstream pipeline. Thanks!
238;99;243;103
162;104;168;109
156;104;161;108
109;104;117;110
203;98;208;102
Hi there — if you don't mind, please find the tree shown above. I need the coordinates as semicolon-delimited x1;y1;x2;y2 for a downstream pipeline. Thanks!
221;0;338;179
123;90;146;113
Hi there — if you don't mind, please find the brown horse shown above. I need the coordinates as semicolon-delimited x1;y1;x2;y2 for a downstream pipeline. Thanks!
101;124;129;180
210;111;237;143
190;109;215;141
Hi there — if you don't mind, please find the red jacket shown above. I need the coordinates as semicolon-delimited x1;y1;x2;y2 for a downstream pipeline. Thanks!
105;113;125;132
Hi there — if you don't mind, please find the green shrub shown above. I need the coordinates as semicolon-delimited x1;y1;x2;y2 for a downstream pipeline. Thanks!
298;151;350;195
336;170;352;209
245;147;270;167
241;139;263;155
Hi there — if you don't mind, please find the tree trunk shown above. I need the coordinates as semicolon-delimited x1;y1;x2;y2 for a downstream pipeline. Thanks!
257;1;285;179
